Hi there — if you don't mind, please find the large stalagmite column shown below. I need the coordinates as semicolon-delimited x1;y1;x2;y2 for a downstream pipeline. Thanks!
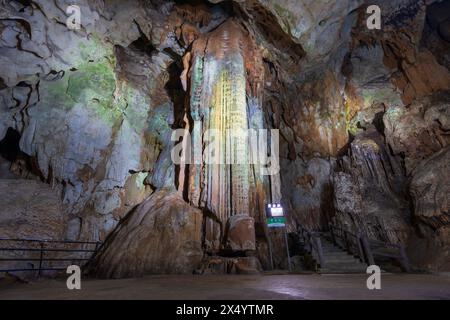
181;19;276;253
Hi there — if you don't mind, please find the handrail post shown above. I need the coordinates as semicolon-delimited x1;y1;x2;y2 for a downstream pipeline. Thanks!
0;238;103;275
94;241;101;253
38;242;44;277
343;230;350;252
399;245;411;272
315;236;325;267
360;234;375;265
356;234;365;261
307;234;312;253
330;226;336;244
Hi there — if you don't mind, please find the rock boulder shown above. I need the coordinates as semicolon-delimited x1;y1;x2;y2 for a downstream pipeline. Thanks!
224;215;256;252
89;190;203;278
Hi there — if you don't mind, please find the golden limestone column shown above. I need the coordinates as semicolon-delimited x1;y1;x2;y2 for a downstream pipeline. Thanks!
181;19;277;254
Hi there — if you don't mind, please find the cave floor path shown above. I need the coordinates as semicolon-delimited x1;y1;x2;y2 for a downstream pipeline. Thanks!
1;273;449;300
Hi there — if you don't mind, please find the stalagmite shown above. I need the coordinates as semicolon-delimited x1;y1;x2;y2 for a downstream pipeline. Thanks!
180;19;277;252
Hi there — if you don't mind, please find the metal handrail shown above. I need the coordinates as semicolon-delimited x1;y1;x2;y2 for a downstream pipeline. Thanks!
368;238;403;249
297;224;324;268
329;224;410;272
331;225;372;258
0;238;100;244
0;238;102;276
329;224;367;262
0;248;97;252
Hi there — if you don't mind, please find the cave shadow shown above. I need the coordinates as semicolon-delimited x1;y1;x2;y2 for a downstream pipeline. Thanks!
0;127;44;181
164;59;191;202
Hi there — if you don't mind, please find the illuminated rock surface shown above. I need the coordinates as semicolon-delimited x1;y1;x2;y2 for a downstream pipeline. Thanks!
89;190;203;277
180;20;273;260
0;0;449;276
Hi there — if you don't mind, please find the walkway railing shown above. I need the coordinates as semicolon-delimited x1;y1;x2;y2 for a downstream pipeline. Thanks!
0;238;101;277
297;224;325;268
329;224;410;272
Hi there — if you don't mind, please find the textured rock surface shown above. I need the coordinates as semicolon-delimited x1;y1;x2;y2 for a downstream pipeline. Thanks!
281;157;334;230
197;256;262;275
89;190;203;278
0;0;177;242
410;147;450;223
0;0;449;274
231;0;361;70
224;215;256;252
407;147;450;271
0;179;64;239
384;94;450;173
332;129;411;244
178;18;273;262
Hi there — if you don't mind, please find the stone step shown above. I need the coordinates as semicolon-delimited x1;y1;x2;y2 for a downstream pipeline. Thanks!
321;241;342;246
321;253;359;259
321;266;389;274
321;248;345;253
323;256;364;263
322;265;367;272
313;257;365;266
304;247;343;253
320;241;336;246
321;258;366;265
321;264;366;268
322;251;355;257
321;260;367;267
322;244;345;250
304;237;374;274
312;238;370;274
316;250;357;257
319;268;367;274
324;256;361;263
321;244;342;249
321;245;340;249
322;247;344;251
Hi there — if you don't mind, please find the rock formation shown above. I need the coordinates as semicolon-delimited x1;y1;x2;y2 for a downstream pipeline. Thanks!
408;146;450;271
0;0;449;275
180;19;274;256
89;190;203;277
0;180;64;240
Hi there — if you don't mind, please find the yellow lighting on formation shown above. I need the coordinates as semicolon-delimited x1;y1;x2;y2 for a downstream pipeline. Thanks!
210;70;250;221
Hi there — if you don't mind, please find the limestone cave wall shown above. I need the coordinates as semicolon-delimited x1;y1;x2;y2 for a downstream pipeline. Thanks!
0;0;449;274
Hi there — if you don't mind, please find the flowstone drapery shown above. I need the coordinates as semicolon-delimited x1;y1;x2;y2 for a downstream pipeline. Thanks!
179;19;280;253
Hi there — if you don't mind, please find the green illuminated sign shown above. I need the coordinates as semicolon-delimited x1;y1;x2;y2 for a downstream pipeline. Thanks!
267;217;286;228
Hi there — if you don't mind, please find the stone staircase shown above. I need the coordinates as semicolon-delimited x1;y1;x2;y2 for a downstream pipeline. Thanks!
298;224;406;274
314;238;368;274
